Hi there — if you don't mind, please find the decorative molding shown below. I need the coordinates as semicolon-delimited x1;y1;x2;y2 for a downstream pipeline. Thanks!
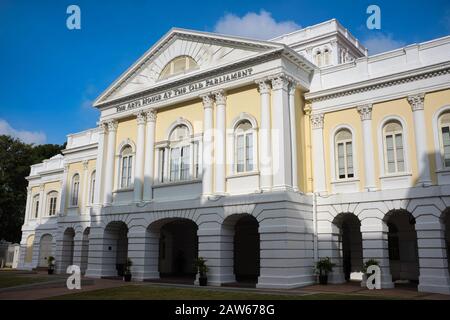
307;65;450;103
82;160;89;171
303;101;312;115
357;104;373;121
407;93;425;112
97;122;107;135
270;74;289;91
310;113;324;129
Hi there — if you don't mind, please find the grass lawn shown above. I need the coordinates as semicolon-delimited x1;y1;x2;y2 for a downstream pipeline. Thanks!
0;272;52;289
49;284;393;300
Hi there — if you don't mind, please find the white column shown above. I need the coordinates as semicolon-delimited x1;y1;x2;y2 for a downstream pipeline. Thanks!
289;83;299;192
24;187;32;222
357;104;377;191
256;80;273;191
311;113;327;193
103;120;118;206
58;163;69;215
408;93;432;186
133;111;146;202
81;160;89;213
201;94;214;195
214;90;226;194
38;184;45;219
143;109;157;201
270;75;292;191
93;122;107;207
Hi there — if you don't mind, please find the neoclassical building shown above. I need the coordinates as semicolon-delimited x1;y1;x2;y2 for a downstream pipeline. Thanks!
18;19;450;294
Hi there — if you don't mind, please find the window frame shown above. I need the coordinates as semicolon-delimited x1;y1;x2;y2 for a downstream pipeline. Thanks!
89;170;96;205
46;191;58;217
70;174;80;207
334;129;354;180
32;194;40;219
438;112;450;169
234;121;255;174
158;56;198;80
118;145;134;190
383;121;406;174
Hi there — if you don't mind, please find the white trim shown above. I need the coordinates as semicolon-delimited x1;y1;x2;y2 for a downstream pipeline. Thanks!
69;172;81;208
116;144;135;191
377;115;411;178
166;117;194;140
329;124;358;181
117;138;136;154
45;190;59;217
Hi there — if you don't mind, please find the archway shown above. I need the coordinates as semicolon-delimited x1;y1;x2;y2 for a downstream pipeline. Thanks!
444;209;450;276
61;228;75;272
386;210;419;287
222;214;260;287
333;213;363;281
80;227;90;275
103;221;128;277
38;234;53;267
25;235;35;264
156;219;198;282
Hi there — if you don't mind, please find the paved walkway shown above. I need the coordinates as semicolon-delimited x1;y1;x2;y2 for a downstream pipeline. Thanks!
1;270;450;300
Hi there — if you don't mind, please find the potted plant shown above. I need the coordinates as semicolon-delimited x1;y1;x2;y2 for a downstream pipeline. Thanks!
123;258;133;282
47;256;55;275
361;259;380;287
194;257;209;286
315;257;335;285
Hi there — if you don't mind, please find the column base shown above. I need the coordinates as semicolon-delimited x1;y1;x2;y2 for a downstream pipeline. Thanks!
256;275;314;289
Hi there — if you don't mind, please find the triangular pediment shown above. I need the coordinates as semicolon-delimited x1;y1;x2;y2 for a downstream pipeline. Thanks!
94;29;284;106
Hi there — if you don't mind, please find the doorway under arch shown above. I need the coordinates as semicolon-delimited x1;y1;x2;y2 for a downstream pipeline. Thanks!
61;228;75;272
333;213;363;281
103;221;128;277
38;234;53;267
386;210;419;287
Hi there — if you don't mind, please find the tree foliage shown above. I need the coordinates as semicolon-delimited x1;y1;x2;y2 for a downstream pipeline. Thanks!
0;135;65;242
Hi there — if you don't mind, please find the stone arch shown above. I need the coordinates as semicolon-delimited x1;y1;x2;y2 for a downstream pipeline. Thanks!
38;233;54;267
60;227;76;272
102;220;129;277
25;234;35;264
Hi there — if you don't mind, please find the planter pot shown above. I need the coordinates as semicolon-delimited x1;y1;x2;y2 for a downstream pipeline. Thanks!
48;268;54;275
199;276;207;286
319;274;328;285
124;274;132;282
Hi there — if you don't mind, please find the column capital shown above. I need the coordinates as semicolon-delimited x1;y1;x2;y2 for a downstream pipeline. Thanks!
135;111;146;125
407;93;425;111
97;121;107;135
39;184;45;192
200;94;214;109
310;113;324;129
357;104;373;121
145;109;157;122
304;101;312;116
270;74;289;91
255;79;271;94
82;160;89;171
106;120;118;132
213;90;227;105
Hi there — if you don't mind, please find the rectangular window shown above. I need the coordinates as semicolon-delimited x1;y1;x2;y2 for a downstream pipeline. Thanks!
34;200;39;218
159;149;165;183
346;142;354;178
442;126;450;167
127;156;133;187
193;142;199;179
246;133;253;171
236;135;245;173
180;146;190;180
337;142;345;178
170;147;180;181
49;197;57;216
121;157;128;188
72;182;79;206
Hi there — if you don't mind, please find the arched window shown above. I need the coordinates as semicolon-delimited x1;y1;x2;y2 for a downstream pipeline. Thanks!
323;48;331;66
32;195;40;219
159;56;198;80
120;146;133;189
169;125;191;181
89;170;96;204
47;191;58;216
439;112;450;168
335;129;354;179
314;50;322;67
71;174;80;206
383;121;405;174
234;120;254;173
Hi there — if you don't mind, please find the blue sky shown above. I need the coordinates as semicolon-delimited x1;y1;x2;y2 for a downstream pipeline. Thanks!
1;0;449;145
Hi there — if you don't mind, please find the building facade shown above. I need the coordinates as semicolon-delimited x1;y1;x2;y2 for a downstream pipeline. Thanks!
18;19;450;294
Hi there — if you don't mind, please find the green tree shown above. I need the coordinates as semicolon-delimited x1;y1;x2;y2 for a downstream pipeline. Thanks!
0;135;64;242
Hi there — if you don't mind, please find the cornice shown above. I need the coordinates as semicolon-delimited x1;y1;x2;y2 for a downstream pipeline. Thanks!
306;62;450;103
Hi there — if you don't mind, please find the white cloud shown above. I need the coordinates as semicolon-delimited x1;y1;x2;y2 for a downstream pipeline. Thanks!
0;119;47;145
363;33;406;55
214;10;300;40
